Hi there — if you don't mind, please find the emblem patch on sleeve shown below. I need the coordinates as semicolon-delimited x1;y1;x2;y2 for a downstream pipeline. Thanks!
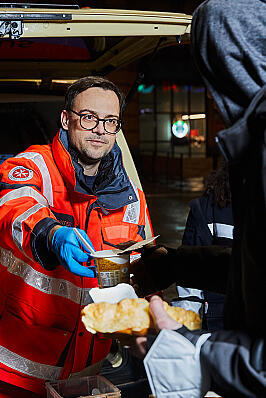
8;166;34;181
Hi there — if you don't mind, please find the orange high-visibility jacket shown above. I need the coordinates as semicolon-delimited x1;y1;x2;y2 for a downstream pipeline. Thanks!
0;129;152;395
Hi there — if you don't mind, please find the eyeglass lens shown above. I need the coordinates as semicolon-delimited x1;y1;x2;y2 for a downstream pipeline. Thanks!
80;114;120;134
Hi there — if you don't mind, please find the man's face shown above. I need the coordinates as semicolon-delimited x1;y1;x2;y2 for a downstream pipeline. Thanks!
61;87;120;164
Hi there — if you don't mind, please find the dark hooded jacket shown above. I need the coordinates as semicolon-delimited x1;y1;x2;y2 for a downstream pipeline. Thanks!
143;1;266;397
188;0;266;395
191;0;266;335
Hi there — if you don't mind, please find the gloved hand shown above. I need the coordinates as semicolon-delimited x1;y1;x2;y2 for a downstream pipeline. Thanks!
51;226;95;277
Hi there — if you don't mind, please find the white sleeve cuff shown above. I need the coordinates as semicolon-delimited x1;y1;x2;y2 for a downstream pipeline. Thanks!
144;329;211;398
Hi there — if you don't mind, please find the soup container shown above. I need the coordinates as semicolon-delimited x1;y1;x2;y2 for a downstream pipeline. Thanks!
96;254;130;288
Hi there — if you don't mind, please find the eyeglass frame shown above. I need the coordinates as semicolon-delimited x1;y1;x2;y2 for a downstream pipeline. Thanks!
69;109;122;135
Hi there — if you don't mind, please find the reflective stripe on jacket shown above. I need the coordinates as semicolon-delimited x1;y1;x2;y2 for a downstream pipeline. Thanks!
0;129;151;395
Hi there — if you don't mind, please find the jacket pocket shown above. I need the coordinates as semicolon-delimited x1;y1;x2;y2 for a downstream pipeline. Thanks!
5;294;77;332
0;306;72;368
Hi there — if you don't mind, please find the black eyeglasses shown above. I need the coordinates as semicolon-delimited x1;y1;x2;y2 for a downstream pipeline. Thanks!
69;109;121;135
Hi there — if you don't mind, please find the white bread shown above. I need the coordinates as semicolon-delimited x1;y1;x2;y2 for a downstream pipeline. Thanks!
81;298;201;336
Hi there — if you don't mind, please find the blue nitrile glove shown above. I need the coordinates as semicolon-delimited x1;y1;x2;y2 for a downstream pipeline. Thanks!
51;226;95;277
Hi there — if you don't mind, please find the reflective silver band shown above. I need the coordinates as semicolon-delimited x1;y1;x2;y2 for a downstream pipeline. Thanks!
13;203;46;250
0;188;48;254
208;223;234;239
16;152;54;207
0;247;93;306
0;186;48;208
0;345;62;380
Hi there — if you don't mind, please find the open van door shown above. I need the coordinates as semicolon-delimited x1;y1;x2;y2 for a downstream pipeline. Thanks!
0;3;192;238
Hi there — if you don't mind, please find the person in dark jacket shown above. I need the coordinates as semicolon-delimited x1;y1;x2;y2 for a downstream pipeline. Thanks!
183;161;233;248
130;0;266;396
175;161;233;331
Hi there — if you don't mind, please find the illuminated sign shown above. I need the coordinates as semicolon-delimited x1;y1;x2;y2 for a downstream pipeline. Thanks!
138;84;155;94
172;120;189;138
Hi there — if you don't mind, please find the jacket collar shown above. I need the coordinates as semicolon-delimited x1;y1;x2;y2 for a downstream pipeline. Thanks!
52;128;138;210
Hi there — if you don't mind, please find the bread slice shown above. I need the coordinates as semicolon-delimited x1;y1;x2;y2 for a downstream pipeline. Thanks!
81;298;201;336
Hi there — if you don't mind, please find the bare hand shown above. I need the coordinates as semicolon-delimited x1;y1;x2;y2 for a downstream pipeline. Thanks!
149;295;182;331
128;295;182;359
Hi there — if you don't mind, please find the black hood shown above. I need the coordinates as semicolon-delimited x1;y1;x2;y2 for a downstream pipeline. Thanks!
191;0;266;127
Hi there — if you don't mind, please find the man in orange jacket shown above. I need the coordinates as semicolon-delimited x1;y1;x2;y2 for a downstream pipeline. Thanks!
0;76;151;397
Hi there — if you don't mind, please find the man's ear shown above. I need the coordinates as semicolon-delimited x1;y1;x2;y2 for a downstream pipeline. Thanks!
61;110;69;130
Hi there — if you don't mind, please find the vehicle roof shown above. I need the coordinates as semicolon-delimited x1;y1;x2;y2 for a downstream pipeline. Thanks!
0;5;191;82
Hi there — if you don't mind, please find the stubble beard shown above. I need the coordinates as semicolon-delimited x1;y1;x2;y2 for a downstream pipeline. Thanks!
79;145;107;166
68;129;110;166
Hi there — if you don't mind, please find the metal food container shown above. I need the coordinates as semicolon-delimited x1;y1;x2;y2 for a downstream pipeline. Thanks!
46;375;121;398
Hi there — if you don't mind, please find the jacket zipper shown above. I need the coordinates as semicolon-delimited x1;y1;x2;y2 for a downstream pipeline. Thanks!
85;200;109;233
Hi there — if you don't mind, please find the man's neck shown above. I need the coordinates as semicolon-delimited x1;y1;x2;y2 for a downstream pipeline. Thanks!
78;159;99;177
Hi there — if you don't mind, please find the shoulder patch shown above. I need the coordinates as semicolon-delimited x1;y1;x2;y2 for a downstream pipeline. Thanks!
8;166;34;182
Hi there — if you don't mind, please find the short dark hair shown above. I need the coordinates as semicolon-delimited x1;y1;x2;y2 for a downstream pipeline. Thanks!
64;76;125;116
